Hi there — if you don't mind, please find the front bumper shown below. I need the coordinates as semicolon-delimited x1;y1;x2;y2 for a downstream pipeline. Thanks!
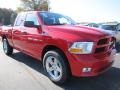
66;49;116;77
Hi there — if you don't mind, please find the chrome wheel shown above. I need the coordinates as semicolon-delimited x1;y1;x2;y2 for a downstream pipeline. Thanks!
45;56;62;81
3;39;8;53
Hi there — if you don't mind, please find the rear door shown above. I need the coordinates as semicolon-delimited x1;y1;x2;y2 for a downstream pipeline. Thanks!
12;13;26;50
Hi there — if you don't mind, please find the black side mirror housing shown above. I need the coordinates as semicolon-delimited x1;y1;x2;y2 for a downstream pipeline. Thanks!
24;21;41;30
24;21;35;27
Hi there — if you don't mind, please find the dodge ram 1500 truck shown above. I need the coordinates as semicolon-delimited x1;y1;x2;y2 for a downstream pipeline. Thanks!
1;11;116;84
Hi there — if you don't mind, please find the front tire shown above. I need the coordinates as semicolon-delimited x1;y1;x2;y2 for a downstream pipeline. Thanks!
3;38;13;55
43;50;70;84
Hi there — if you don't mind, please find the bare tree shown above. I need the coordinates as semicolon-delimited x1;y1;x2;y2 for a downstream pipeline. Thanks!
20;0;49;11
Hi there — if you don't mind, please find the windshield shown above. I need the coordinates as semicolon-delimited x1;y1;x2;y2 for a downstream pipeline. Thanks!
39;12;77;25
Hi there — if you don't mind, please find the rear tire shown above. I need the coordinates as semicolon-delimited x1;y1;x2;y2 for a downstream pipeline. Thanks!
43;50;70;85
3;38;13;55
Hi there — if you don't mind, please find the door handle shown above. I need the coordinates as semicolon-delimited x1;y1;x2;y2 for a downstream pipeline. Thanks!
13;30;20;34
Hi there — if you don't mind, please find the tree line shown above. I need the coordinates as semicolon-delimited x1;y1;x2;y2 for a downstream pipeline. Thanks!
0;8;17;25
0;0;49;25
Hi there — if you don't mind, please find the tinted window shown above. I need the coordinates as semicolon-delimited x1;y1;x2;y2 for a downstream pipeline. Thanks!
116;24;120;31
101;25;116;30
25;13;39;25
15;13;26;26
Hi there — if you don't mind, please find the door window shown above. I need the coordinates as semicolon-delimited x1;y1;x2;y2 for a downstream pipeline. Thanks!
25;13;39;25
15;13;26;26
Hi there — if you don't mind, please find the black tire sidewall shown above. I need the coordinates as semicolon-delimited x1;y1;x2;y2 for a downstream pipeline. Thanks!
3;38;13;55
43;50;69;84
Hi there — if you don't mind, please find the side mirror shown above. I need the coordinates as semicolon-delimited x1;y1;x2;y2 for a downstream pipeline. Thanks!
24;21;41;29
24;21;35;27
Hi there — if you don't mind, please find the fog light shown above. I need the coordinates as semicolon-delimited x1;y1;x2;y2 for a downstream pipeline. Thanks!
82;68;92;72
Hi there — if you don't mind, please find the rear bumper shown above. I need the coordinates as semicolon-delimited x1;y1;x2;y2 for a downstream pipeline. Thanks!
66;49;116;77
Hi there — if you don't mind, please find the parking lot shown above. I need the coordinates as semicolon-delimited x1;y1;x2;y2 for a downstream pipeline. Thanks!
0;40;120;90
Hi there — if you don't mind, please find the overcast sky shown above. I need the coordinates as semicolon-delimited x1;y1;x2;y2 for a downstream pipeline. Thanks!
0;0;120;22
0;0;21;10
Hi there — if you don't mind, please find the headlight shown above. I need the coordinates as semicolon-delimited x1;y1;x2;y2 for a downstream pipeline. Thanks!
69;42;94;54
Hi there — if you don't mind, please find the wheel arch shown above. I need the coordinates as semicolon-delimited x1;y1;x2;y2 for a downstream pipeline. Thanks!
41;45;71;75
42;45;66;60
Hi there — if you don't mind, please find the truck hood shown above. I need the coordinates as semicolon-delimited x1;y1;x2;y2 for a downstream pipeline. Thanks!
45;25;112;42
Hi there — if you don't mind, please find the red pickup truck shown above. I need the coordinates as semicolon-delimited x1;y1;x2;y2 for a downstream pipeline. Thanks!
1;11;116;84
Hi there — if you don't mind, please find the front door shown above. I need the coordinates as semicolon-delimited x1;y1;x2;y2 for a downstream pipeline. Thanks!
21;13;43;58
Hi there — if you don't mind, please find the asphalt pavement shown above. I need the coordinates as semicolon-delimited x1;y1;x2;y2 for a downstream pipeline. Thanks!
0;40;120;90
